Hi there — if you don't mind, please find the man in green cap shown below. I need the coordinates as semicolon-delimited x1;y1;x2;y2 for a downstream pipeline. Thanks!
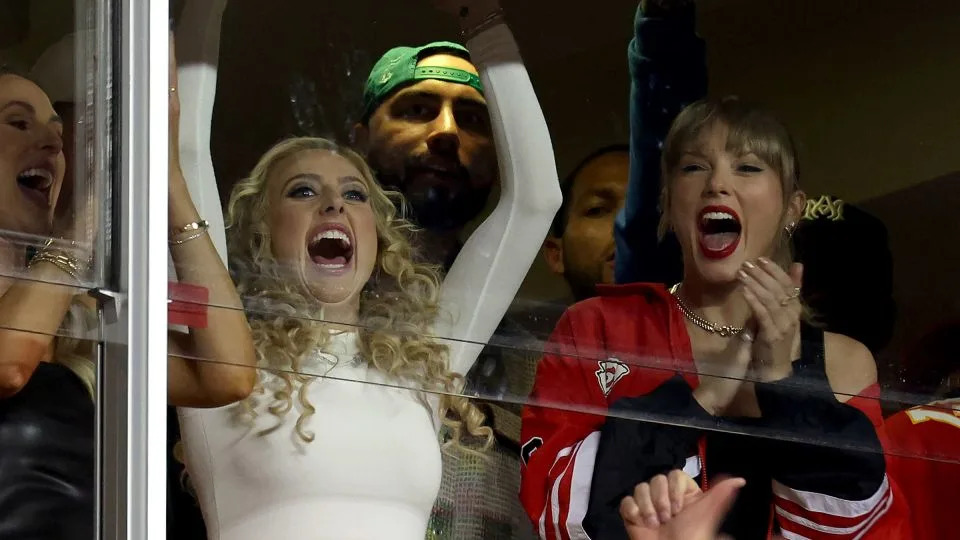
353;3;544;540
352;6;499;265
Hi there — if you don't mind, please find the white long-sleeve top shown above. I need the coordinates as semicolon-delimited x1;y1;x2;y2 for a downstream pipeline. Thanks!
178;17;560;540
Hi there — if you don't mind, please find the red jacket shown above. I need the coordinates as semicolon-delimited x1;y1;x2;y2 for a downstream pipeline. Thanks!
519;283;911;540
886;399;960;539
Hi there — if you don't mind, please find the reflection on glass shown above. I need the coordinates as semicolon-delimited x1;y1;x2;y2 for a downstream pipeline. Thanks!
0;18;102;539
161;0;960;538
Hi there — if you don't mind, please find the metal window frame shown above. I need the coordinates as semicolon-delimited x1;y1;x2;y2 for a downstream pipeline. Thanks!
97;0;170;538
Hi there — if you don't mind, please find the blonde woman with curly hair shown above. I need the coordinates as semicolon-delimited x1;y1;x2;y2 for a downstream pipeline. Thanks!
175;2;559;537
178;127;552;539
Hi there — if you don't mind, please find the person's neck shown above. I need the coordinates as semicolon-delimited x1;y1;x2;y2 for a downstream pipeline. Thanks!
677;273;750;330
320;297;362;330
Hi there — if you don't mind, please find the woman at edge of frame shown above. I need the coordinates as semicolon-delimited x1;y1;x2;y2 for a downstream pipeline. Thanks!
0;30;256;539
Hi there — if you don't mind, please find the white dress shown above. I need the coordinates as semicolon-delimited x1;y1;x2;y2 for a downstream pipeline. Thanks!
178;332;444;540
176;9;561;539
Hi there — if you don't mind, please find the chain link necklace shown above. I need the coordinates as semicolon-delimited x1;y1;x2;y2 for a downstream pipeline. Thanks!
669;283;744;338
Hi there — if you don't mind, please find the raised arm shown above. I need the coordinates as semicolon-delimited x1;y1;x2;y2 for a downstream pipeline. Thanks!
614;0;706;285
167;18;256;408
437;1;562;377
171;0;228;261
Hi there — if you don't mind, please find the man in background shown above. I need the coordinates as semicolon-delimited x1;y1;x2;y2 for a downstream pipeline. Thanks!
542;144;630;303
352;38;496;267
352;2;545;538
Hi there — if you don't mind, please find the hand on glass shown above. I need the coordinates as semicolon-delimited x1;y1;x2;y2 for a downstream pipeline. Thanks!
739;259;804;382
620;476;747;540
621;470;703;528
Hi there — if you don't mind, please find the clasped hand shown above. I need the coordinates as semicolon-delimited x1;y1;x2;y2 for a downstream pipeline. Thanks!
692;258;803;416
738;258;803;382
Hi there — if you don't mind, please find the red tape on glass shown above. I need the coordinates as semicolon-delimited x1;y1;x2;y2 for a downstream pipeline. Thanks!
168;282;209;328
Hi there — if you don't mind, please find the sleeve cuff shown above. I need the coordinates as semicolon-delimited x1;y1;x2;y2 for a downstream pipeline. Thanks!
466;22;521;68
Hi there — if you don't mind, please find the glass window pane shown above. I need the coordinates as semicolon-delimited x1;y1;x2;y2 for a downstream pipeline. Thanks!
1;0;112;537
162;1;960;539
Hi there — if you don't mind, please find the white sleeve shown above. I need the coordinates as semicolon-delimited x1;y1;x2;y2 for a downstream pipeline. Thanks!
169;0;229;271
437;23;562;377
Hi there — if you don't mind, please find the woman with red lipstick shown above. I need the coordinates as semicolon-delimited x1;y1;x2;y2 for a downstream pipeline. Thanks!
519;97;910;540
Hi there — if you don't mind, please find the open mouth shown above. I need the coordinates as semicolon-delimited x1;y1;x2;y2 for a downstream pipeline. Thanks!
16;166;55;209
697;205;741;260
306;223;354;273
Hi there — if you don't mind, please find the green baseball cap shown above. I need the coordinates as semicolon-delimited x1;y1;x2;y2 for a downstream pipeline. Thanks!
360;40;485;122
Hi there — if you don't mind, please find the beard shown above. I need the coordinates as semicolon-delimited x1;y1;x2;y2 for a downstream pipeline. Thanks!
563;268;600;302
375;162;492;232
562;249;608;302
562;263;602;302
403;182;492;231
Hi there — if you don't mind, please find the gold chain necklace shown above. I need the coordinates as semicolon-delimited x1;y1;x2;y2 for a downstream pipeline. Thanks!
669;283;744;338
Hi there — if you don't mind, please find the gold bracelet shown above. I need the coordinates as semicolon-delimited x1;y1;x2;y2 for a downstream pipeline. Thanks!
169;227;209;246
169;219;210;245
29;251;83;281
171;219;209;236
34;238;91;269
37;237;92;261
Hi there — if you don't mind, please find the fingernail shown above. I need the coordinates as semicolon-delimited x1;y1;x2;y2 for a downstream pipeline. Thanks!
758;257;771;265
743;260;756;269
738;269;749;281
660;511;672;523
645;516;660;528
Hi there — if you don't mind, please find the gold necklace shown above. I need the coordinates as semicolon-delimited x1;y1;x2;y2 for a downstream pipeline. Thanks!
669;283;744;338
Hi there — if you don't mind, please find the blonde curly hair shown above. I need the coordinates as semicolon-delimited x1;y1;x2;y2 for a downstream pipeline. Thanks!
225;136;491;451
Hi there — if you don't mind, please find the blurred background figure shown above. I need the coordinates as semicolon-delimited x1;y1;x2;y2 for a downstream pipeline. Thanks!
543;144;630;303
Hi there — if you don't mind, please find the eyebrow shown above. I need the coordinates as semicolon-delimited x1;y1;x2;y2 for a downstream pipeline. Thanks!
284;173;366;187
584;187;621;199
0;100;63;124
576;187;621;204
393;89;486;109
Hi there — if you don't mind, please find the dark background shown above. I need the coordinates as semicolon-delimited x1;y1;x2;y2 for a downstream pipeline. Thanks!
3;0;959;393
